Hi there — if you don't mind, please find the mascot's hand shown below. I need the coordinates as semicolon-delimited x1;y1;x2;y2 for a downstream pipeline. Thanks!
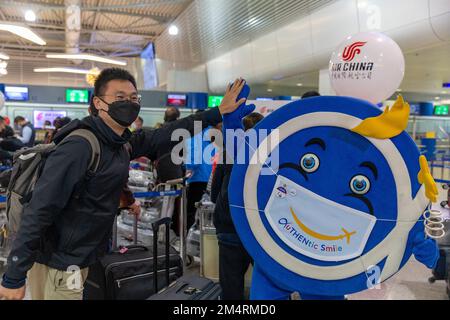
223;103;256;131
412;229;439;269
222;103;256;163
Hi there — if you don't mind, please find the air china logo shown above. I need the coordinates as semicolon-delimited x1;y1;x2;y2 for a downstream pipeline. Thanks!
330;41;373;81
342;41;367;61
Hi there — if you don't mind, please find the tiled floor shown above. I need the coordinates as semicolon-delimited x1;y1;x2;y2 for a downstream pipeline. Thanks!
348;257;448;300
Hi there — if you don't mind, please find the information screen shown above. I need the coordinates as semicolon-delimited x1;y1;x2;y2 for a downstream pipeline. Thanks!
167;94;187;107
66;89;89;103
208;96;224;108
5;86;29;101
434;105;449;116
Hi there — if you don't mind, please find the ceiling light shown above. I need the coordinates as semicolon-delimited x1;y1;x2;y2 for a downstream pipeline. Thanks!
267;89;273;92
0;69;7;75
46;53;126;66
24;10;36;22
0;23;46;45
296;83;303;87
435;97;440;100
0;53;9;60
248;18;258;26
34;67;91;74
168;25;179;36
396;88;402;92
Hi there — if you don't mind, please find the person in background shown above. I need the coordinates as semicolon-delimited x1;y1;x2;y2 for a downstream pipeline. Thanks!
43;120;52;128
164;106;180;123
301;91;321;99
0;116;17;140
44;117;72;144
0;116;24;153
211;112;264;300
0;116;24;164
131;116;144;133
14;116;36;148
52;117;61;128
184;115;215;232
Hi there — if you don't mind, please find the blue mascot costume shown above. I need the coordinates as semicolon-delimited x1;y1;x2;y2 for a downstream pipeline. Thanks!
224;83;440;300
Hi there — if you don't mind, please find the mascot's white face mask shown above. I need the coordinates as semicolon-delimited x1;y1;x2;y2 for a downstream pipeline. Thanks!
265;176;376;262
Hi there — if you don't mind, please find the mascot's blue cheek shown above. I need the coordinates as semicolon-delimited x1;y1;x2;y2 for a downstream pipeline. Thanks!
256;126;398;258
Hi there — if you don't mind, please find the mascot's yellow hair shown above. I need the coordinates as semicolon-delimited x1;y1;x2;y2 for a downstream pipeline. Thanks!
351;96;410;139
351;96;438;203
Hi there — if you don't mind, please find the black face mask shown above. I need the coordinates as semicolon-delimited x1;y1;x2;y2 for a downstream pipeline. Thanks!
97;98;141;127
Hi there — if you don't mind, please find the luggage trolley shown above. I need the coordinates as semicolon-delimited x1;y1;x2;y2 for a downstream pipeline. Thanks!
115;174;191;269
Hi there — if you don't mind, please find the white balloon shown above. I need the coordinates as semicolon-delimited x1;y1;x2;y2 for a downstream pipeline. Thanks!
0;91;4;112
329;31;405;104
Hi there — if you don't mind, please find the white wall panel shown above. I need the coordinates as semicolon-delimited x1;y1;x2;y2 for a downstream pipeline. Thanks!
357;0;429;32
384;20;443;52
276;16;316;76
231;43;254;81
167;69;208;92
430;12;450;41
250;32;281;81
429;0;450;16
310;0;359;54
206;52;233;91
207;0;449;91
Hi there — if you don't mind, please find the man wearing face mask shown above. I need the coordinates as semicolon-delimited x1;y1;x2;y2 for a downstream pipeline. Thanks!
14;116;36;148
0;68;247;300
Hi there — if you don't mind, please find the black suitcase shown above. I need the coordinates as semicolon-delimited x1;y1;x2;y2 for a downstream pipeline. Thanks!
83;214;183;300
148;275;222;300
148;218;222;300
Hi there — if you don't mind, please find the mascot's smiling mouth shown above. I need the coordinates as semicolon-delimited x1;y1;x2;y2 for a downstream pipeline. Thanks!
290;207;356;244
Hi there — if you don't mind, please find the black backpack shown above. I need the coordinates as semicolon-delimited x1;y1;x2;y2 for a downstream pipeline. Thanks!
4;129;101;237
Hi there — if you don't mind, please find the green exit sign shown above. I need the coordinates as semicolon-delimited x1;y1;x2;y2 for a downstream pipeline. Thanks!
434;105;449;116
66;89;89;103
208;95;224;108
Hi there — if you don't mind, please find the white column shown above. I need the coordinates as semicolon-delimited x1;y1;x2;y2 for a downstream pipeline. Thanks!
319;68;336;96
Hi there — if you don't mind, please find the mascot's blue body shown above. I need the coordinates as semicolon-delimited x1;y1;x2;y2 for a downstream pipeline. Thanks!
225;88;439;299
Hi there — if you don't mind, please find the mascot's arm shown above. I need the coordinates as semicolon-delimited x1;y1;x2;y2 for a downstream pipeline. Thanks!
222;103;256;163
412;229;439;269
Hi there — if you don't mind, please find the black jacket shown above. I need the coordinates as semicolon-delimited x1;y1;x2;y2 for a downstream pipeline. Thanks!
5;116;131;281
4;108;222;283
211;155;236;235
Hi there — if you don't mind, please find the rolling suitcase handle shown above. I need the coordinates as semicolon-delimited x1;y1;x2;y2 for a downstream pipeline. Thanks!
113;207;139;250
151;217;172;295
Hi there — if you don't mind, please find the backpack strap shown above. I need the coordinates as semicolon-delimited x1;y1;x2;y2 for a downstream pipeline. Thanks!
64;129;101;174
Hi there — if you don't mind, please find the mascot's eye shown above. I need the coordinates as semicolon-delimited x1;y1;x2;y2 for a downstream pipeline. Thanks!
350;175;371;195
300;153;320;173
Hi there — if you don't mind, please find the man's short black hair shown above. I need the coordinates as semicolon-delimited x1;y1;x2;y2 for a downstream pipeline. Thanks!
90;68;137;115
301;91;321;99
164;107;180;123
243;112;264;131
14;116;25;123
